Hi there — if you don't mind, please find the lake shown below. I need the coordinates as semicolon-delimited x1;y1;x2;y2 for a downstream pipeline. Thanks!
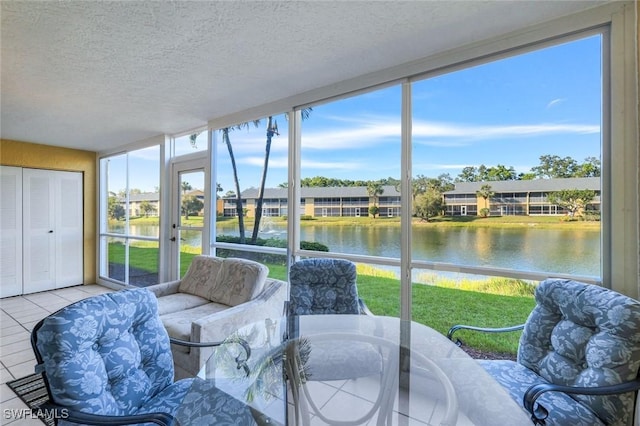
113;222;600;277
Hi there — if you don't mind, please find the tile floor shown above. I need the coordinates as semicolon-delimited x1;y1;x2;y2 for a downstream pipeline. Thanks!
0;284;113;425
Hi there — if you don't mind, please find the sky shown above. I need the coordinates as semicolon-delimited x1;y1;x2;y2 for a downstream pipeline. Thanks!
119;34;601;195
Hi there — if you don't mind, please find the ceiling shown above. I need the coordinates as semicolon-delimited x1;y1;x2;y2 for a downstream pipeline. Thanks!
1;1;608;153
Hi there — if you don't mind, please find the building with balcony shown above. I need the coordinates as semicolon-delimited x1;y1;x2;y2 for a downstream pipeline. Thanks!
443;177;601;216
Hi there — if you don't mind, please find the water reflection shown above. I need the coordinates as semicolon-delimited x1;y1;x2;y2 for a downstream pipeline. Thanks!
114;222;600;276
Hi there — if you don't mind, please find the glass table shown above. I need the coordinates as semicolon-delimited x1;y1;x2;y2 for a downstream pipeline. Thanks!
177;314;531;425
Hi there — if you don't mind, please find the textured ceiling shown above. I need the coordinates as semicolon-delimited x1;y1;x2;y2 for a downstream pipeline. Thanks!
1;1;607;152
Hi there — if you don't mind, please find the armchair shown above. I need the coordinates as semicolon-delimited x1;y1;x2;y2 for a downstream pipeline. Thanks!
448;278;640;426
287;258;384;425
288;257;373;316
146;255;287;379
30;287;255;425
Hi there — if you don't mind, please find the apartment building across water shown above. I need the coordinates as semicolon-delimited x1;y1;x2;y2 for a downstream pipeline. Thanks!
217;177;600;218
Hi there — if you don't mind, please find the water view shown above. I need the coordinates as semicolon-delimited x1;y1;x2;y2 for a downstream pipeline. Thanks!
113;222;600;277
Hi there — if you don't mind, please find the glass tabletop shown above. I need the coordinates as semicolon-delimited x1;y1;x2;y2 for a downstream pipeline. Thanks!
177;314;531;425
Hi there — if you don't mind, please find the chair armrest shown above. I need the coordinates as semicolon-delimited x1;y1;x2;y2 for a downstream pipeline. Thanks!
145;279;181;297
169;335;252;375
446;324;525;345
37;400;174;426
358;298;374;316
522;378;640;425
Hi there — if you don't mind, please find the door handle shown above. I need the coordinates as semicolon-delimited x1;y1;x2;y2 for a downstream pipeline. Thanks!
48;230;54;233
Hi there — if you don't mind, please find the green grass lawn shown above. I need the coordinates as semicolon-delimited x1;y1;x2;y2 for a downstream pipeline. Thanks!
115;213;599;230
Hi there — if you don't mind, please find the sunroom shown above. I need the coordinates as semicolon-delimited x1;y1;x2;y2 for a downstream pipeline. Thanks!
1;1;639;424
1;0;638;328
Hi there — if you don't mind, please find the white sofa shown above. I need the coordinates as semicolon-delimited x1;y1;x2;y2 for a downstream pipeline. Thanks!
145;255;287;379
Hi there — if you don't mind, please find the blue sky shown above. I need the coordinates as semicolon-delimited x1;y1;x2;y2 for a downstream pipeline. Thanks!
124;34;601;194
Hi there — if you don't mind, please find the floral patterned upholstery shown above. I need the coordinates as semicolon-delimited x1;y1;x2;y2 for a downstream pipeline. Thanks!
287;258;382;380
481;279;640;426
288;258;361;315
32;287;256;425
146;256;287;379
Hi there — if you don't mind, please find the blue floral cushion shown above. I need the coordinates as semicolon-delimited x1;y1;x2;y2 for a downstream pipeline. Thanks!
480;360;604;426
36;287;258;426
288;258;360;315
516;279;640;425
36;288;174;418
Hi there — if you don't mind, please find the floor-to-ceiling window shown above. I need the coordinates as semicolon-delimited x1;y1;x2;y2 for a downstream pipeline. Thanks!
212;113;290;279
409;33;603;328
99;145;161;286
297;85;403;316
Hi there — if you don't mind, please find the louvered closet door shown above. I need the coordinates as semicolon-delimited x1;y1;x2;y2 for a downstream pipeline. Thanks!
55;171;83;287
23;169;57;293
0;166;23;297
23;169;83;294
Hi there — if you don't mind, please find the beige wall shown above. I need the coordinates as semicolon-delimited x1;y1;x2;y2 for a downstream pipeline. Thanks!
0;139;97;285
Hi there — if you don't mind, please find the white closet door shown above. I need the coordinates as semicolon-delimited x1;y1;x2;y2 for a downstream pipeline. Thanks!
23;169;57;293
0;166;23;297
55;171;83;287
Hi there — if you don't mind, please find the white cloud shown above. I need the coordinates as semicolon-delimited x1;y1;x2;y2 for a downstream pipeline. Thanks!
301;116;599;150
546;98;567;108
302;159;364;170
412;121;599;147
241;155;288;168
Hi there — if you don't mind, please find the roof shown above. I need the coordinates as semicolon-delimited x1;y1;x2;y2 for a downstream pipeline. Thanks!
445;177;600;194
231;179;600;199
238;185;401;199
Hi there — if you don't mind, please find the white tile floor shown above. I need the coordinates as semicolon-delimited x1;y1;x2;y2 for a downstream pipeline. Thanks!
0;284;113;425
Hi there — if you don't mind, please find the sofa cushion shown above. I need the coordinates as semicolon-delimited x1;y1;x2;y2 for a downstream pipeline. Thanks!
480;360;604;426
518;279;640;425
161;302;230;352
207;258;268;306
156;293;210;316
178;255;224;300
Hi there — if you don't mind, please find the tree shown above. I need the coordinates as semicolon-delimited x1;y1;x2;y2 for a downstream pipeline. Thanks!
486;165;517;181
413;187;444;221
476;184;495;216
139;201;156;217
547;189;596;218
368;205;380;218
215;121;260;244
251;116;279;243
182;195;204;219
108;196;125;220
531;155;579;179
457;166;479;182
575;157;601;177
181;181;192;194
366;181;384;218
205;110;313;245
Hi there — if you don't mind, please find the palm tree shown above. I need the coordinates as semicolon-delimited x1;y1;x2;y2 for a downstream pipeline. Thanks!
192;110;311;245
221;121;260;244
366;181;384;218
250;109;312;244
181;181;192;195
250;116;279;243
476;184;495;216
